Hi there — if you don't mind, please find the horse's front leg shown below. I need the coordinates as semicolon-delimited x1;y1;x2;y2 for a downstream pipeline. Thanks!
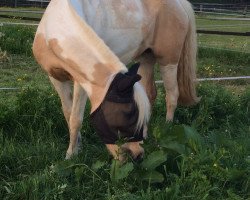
49;77;87;159
66;82;87;159
49;77;73;127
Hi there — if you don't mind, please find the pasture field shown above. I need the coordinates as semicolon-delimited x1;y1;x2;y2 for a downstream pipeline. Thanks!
0;7;43;22
0;11;250;199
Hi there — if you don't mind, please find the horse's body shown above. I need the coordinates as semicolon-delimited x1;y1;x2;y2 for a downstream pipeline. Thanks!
33;0;199;160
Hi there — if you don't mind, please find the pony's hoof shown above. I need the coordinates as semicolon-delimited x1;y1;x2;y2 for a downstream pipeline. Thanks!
65;153;72;160
65;148;79;160
166;115;174;122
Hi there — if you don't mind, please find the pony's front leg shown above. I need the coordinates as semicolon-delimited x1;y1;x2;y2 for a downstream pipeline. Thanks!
66;82;87;159
49;77;73;127
160;64;179;121
49;77;87;159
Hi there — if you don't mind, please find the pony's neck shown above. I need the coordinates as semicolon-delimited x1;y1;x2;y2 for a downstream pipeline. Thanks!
68;0;124;68
68;0;127;112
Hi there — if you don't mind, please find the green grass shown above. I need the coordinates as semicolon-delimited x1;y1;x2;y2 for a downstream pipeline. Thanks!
196;15;250;53
0;54;49;88
198;34;249;53
0;25;36;56
0;84;249;199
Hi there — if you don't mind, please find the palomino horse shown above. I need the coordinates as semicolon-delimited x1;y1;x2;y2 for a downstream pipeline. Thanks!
33;0;199;161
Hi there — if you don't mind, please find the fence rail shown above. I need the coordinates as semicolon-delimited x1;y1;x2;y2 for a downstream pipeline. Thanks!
193;2;249;17
197;30;250;36
2;21;250;37
1;76;250;91
0;9;44;14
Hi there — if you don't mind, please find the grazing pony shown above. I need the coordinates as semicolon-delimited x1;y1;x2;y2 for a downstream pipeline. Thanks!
33;0;199;161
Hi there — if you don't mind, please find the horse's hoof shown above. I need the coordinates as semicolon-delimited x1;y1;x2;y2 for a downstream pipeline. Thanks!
65;153;71;160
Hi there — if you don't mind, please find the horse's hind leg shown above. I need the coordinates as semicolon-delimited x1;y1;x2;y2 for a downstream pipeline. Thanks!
137;50;157;105
153;1;189;121
160;64;179;121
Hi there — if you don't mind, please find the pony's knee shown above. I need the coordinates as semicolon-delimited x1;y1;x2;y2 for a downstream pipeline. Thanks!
160;64;178;83
69;115;82;133
62;107;72;123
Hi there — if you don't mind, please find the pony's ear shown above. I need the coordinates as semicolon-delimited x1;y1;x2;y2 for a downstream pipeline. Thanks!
118;74;141;92
126;62;140;76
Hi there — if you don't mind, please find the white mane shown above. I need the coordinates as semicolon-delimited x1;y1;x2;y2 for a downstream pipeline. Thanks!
133;82;151;130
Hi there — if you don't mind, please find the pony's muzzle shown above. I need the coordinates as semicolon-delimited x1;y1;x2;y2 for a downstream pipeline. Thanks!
121;142;144;162
106;141;144;163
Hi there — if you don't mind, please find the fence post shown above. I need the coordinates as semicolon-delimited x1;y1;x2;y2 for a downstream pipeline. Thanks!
14;0;17;8
200;4;203;13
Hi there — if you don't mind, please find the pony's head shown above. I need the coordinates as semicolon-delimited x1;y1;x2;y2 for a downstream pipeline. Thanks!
90;63;150;162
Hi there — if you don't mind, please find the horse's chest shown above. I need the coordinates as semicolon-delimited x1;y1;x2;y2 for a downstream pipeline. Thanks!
70;0;146;63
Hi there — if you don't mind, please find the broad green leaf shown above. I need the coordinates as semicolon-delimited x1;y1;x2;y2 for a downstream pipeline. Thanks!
141;150;167;170
141;170;164;183
117;162;134;180
184;126;203;143
171;125;186;143
75;166;84;182
160;141;186;155
53;160;73;177
91;160;106;172
110;160;134;181
183;125;203;152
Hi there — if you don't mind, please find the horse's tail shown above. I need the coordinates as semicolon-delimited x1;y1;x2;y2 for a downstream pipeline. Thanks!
177;0;200;105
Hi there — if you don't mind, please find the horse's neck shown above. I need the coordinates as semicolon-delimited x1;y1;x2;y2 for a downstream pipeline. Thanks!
67;1;128;112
